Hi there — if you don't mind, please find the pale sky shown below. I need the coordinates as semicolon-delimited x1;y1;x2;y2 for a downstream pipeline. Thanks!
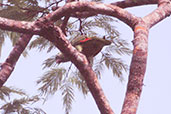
0;1;171;114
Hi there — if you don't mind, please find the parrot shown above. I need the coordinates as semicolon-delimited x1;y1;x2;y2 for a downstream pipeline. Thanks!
55;36;111;64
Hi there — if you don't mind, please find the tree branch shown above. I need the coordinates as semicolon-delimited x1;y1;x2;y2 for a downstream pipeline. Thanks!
61;16;70;35
71;11;97;18
41;24;114;114
47;1;138;29
121;1;171;113
0;1;170;113
0;34;32;87
143;1;171;28
121;21;149;114
0;1;138;34
158;0;170;6
111;0;157;8
0;17;40;34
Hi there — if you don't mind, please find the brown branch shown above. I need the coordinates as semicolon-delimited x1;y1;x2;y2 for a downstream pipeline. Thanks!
60;0;75;35
121;1;171;113
0;34;32;87
143;1;171;28
41;24;114;114
121;21;149;114
61;16;70;35
71;11;97;18
158;0;170;6
0;1;138;34
78;18;83;35
47;1;138;29
1;1;169;36
111;0;157;8
0;1;170;113
0;17;40;34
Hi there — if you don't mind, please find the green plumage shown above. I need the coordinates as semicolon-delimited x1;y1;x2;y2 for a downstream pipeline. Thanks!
56;36;111;64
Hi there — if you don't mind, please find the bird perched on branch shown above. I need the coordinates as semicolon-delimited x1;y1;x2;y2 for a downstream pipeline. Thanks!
56;36;111;64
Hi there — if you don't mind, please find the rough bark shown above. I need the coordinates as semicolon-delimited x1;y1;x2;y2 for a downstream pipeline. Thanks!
144;1;171;28
41;25;114;114
121;22;149;114
121;1;171;114
0;2;137;34
0;0;170;114
0;17;36;34
0;34;32;87
47;1;138;28
111;0;157;8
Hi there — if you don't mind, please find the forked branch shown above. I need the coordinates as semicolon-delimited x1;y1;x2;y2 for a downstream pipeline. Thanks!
41;25;114;114
121;1;171;114
0;1;170;114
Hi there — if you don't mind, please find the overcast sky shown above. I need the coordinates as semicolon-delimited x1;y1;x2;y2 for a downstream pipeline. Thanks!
0;0;171;114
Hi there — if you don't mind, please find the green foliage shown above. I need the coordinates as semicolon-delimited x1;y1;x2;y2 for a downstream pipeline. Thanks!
70;72;89;95
109;38;132;56
103;53;128;80
0;0;46;57
29;37;56;53
42;55;57;69
78;15;119;37
0;86;45;114
37;67;90;114
0;0;41;21
37;68;76;114
0;86;26;101
35;14;132;113
0;95;46;114
37;68;66;96
60;80;74;114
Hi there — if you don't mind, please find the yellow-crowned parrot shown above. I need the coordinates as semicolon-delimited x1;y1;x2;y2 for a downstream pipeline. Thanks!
56;36;111;64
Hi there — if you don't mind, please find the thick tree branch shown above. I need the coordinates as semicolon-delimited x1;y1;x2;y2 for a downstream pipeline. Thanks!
143;1;171;28
48;1;138;29
41;24;114;114
111;0;157;8
0;1;138;34
71;11;97;18
0;1;170;114
121;22;149;114
0;34;32;87
0;17;40;34
121;1;171;113
158;0;170;6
